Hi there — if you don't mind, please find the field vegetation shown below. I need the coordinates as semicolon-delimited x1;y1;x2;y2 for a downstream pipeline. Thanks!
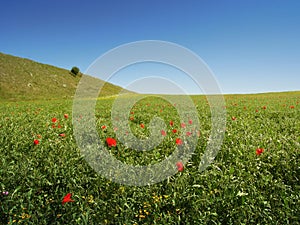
0;91;299;224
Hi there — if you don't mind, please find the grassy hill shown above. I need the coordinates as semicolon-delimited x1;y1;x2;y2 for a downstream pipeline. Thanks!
0;52;132;101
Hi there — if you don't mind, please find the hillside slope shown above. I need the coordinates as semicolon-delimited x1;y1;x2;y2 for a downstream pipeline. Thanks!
0;52;131;101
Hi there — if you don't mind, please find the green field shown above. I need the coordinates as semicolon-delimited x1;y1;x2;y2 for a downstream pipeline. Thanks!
0;92;299;224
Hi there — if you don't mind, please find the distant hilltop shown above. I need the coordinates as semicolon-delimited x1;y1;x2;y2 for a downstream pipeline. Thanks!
0;52;133;101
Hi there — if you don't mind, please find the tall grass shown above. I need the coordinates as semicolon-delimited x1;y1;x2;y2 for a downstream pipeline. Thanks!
0;92;299;224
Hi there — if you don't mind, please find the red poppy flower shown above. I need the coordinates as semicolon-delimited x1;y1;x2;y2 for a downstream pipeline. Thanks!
186;131;192;136
52;118;57;123
106;137;117;147
130;117;134;121
255;109;259;112
57;124;62;129
140;123;145;128
64;114;69;119
231;116;236;121
262;106;267;110
290;105;295;109
172;129;177;133
33;139;39;145
175;138;183;145
256;148;264;155
59;133;66;137
181;123;186;128
161;130;166;136
36;134;42;139
176;161;184;172
62;193;74;205
101;125;107;130
188;120;193;125
169;120;174;126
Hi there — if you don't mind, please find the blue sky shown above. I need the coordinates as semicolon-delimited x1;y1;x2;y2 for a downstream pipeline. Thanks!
0;0;299;94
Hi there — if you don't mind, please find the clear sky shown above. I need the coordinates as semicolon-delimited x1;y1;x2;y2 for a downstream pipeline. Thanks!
0;0;299;94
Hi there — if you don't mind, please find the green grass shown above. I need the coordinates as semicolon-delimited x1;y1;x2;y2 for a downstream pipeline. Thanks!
0;52;133;101
0;92;299;224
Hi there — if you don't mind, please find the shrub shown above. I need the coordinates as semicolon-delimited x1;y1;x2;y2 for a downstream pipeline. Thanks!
70;66;80;76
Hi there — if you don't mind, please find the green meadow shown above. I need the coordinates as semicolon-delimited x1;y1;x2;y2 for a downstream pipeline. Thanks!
0;91;299;224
